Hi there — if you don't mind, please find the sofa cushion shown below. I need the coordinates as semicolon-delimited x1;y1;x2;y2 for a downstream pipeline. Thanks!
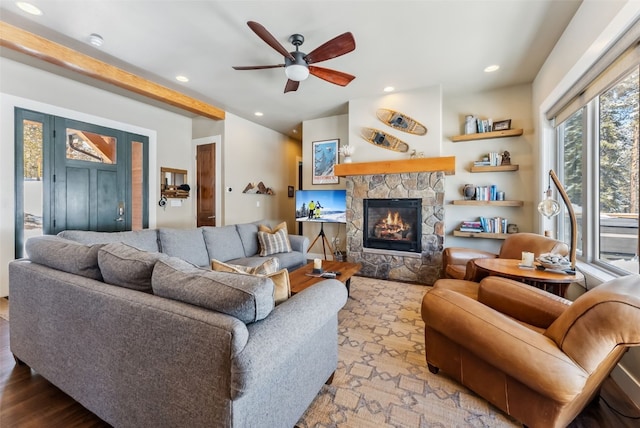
25;235;103;280
211;257;279;275
152;257;275;323
202;225;247;262
211;259;290;305
258;228;292;257
57;229;160;252
98;243;167;292
158;228;210;267
235;222;261;257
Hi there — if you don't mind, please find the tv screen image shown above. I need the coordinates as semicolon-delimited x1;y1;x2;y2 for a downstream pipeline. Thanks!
295;190;347;223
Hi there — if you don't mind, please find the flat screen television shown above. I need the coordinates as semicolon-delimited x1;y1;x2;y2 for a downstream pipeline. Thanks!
295;189;347;223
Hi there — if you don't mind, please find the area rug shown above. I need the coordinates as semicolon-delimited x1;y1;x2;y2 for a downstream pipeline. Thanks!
297;276;518;427
0;298;8;321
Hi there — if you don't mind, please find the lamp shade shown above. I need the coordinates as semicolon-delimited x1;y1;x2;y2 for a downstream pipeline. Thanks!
284;64;309;81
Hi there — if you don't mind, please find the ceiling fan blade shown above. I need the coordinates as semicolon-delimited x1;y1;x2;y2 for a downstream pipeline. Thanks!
309;66;355;87
232;64;284;70
247;21;295;61
305;32;355;64
284;79;300;93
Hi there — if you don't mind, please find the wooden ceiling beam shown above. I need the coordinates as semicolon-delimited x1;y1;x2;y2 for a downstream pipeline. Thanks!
0;21;225;121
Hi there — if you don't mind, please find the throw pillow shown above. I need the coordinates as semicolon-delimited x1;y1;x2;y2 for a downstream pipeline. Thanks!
152;257;275;324
98;242;167;293
211;257;279;275
258;221;288;234
25;235;103;281
258;228;292;257
211;259;290;305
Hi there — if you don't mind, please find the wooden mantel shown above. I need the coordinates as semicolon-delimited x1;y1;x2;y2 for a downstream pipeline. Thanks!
334;156;455;176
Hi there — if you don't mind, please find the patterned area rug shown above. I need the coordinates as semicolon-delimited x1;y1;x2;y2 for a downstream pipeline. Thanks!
297;276;518;427
0;298;8;321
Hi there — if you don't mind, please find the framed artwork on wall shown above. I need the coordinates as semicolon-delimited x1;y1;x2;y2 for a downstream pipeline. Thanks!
312;139;339;185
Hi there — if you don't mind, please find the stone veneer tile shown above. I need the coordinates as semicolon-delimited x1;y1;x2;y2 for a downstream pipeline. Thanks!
345;171;445;285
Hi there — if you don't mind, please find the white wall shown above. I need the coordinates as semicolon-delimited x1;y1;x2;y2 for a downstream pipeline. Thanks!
0;56;195;296
301;114;349;256
221;113;300;229
347;85;442;162
301;86;443;257
442;84;534;254
531;0;640;407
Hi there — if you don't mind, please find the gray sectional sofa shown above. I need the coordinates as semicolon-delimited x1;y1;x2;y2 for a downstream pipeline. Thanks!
8;222;347;427
57;220;309;271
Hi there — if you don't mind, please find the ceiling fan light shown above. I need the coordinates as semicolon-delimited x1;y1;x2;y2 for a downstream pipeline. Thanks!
284;64;309;82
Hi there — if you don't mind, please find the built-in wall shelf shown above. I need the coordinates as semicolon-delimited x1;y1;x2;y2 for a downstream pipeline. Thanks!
470;164;519;173
452;230;509;239
451;128;523;142
451;200;523;207
334;156;455;176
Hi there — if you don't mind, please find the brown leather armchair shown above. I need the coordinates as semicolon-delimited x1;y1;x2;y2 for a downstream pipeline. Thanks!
421;274;640;428
442;232;569;280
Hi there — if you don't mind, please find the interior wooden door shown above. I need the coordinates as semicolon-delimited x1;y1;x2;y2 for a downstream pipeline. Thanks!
197;143;216;227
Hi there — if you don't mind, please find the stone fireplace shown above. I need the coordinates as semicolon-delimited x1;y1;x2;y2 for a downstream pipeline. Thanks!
345;170;446;285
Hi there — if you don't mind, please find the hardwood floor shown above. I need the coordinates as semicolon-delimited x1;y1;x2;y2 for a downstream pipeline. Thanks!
1;316;639;427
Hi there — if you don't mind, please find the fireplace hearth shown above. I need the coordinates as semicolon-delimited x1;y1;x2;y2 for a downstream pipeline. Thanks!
363;199;422;252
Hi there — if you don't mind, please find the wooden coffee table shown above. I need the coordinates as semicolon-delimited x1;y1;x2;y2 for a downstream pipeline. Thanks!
289;260;361;296
473;258;584;297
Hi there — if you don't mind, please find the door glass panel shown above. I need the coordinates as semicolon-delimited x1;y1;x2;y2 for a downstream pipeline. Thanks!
66;128;117;164
131;141;143;230
23;119;44;248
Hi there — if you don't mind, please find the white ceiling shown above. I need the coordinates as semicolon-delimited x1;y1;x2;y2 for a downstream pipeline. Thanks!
0;0;582;140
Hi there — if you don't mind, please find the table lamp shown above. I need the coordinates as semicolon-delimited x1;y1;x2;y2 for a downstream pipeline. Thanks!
538;170;577;270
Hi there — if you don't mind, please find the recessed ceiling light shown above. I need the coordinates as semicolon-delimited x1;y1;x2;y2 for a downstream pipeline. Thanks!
383;86;395;92
89;33;103;47
16;1;42;15
254;112;263;117
292;129;297;133
175;75;189;82
484;65;500;73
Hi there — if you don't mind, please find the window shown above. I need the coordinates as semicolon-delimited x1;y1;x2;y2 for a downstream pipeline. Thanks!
66;128;117;163
557;66;639;274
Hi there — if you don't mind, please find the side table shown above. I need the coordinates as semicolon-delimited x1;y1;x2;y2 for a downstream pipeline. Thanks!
472;258;584;298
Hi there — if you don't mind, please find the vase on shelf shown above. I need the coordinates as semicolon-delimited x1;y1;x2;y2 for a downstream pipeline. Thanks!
339;145;355;164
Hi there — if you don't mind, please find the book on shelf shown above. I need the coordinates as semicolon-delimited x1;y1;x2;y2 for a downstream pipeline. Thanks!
459;228;483;232
476;119;493;133
459;220;483;233
474;153;502;167
478;216;508;233
473;184;503;201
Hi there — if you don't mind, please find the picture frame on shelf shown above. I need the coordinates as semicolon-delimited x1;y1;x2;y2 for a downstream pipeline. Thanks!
493;119;511;131
312;139;339;185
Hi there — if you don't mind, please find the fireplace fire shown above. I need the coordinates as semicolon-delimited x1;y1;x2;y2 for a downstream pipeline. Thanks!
373;211;412;240
363;199;422;252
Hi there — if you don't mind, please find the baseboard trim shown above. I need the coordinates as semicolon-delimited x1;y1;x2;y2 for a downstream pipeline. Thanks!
611;364;640;408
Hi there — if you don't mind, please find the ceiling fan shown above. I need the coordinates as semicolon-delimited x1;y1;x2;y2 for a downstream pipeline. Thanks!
233;21;356;93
